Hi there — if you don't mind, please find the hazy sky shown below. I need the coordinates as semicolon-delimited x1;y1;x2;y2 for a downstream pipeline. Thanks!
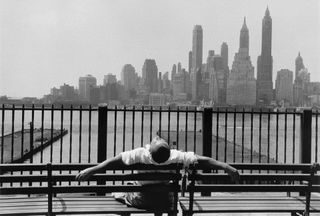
0;0;319;98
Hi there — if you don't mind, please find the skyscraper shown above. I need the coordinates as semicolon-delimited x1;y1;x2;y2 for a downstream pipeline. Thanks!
295;52;305;80
78;74;97;102
257;7;273;105
191;25;203;102
188;51;192;74
121;64;138;91
142;59;158;93
275;69;293;105
227;18;256;106
221;42;229;74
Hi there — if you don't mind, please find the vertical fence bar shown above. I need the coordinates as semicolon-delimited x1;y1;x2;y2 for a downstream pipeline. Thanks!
11;105;15;163
216;108;219;160
267;109;271;163
250;109;253;163
141;106;144;147
193;107;197;153
40;105;44;163
21;105;25;162
31;105;35;163
50;104;54;162
122;106;126;153
293;109;296;163
1;104;4;164
132;106;135;150
88;105;92;163
168;107;171;145
176;107;180;150
316;110;318;162
79;105;83;163
69;105;73;164
185;107;189;152
60;105;64;164
241;108;245;163
150;107;153;142
276;109;279;163
258;109;262;163
284;109;288;163
233;108;236;163
224;109;228;162
113;106;117;157
300;109;312;164
97;106;107;163
159;106;162;137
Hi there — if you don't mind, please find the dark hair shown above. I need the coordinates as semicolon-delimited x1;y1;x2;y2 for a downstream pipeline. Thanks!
150;144;170;163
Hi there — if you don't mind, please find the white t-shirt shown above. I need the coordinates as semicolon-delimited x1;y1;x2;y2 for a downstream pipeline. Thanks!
120;144;197;185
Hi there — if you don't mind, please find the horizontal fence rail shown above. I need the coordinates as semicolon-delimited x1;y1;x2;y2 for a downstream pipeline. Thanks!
0;104;319;165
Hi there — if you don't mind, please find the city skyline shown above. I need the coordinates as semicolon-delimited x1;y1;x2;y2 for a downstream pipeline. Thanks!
0;0;319;98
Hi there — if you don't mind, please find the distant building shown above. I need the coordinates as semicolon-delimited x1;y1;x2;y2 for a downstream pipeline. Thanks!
121;64;138;91
257;7;273;105
275;69;293;105
142;59;158;93
295;52;305;80
221;42;229;74
227;18;256;106
79;74;97;101
60;83;77;101
104;73;117;85
191;25;203;102
149;93;166;106
188;51;192;74
293;53;310;106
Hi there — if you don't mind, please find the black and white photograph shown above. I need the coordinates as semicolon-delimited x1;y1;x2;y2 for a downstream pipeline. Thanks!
0;0;319;215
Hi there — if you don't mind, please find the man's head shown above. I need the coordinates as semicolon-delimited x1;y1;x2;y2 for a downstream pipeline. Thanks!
149;136;170;163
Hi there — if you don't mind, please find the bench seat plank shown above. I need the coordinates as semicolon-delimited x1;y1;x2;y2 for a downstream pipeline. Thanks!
179;195;306;213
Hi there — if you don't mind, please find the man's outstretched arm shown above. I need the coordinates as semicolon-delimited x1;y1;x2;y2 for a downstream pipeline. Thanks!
195;155;240;183
75;154;124;181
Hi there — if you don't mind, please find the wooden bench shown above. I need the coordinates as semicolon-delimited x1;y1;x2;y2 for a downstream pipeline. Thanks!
179;163;320;216
0;163;183;216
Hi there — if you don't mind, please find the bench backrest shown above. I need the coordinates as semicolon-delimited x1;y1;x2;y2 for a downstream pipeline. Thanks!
0;163;183;214
186;163;320;214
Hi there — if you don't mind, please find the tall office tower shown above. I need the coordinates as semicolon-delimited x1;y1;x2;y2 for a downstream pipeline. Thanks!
275;69;293;105
191;25;203;102
188;51;192;74
227;18;256;105
293;53;309;106
103;73;117;85
171;64;177;81
121;64;138;91
177;62;182;73
256;7;273;105
78;74;97;101
142;59;158;93
295;52;305;80
221;42;229;74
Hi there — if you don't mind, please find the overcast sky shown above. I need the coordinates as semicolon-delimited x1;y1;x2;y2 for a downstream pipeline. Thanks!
0;0;319;98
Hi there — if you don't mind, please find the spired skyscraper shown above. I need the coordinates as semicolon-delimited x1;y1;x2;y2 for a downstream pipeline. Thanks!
256;7;273;105
191;25;203;102
227;18;256;106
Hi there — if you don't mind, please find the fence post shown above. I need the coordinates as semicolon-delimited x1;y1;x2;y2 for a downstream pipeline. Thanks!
202;107;213;196
202;108;213;158
97;105;108;163
300;109;312;164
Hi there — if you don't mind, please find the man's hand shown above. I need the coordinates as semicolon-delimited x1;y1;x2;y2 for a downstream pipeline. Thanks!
226;166;240;183
75;167;94;181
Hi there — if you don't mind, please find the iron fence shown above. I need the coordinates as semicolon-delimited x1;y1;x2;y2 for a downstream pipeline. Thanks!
0;104;319;164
